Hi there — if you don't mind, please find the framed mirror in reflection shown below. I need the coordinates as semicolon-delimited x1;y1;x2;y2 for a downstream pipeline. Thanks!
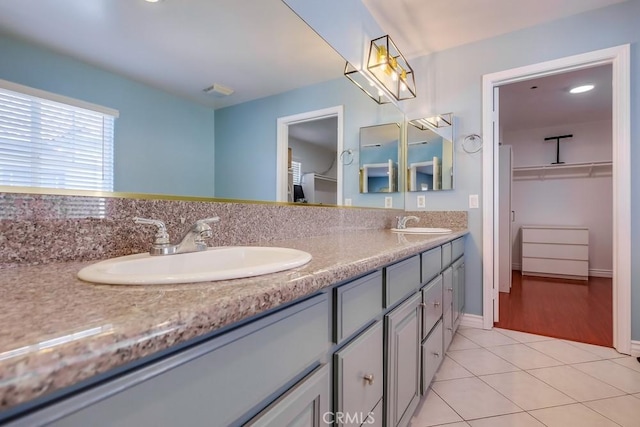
359;123;400;193
406;114;454;191
0;0;405;209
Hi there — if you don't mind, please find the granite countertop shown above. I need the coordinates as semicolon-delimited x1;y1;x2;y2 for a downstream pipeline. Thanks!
0;229;466;413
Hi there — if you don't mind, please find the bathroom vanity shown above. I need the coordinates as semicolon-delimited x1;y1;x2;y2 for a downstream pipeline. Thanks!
0;230;466;427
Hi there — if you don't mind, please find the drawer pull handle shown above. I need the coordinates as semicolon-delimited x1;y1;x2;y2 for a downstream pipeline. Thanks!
418;302;426;308
432;352;441;358
447;288;453;292
363;374;375;385
447;327;453;331
433;301;440;307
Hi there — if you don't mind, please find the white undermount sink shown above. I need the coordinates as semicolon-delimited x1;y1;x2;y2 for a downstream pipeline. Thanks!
390;227;452;234
77;246;312;285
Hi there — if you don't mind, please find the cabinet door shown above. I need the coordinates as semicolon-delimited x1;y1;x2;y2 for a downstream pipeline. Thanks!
442;266;453;311
246;364;330;427
455;257;465;330
334;321;383;427
452;260;461;327
421;320;444;395
385;292;421;427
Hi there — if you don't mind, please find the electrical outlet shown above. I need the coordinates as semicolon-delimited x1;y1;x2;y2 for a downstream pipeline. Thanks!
417;195;426;208
344;198;352;206
384;197;393;208
469;194;479;209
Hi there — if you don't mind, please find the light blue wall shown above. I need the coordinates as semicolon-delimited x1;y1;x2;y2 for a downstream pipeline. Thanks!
402;0;640;339
0;34;216;197
214;77;404;208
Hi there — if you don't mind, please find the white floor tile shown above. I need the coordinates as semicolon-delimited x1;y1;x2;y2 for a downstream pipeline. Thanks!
612;356;640;373
431;377;522;420
480;371;575;410
584;395;640;427
529;403;620;427
447;348;520;376
526;340;603;364
457;328;518;347
410;388;463;427
573;359;640;393
468;412;545;427
563;340;627;359
434;356;475;381
487;344;564;370
448;333;481;351
430;423;470;427
493;328;554;344
527;365;626;402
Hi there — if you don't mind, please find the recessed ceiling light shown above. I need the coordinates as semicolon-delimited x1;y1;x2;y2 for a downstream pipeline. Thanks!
570;84;594;94
145;0;162;3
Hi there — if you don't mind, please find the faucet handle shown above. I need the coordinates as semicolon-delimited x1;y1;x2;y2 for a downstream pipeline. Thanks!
133;217;170;245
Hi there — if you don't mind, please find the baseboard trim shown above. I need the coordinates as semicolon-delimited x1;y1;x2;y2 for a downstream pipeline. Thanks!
589;269;613;278
460;313;484;329
631;340;640;357
512;263;521;271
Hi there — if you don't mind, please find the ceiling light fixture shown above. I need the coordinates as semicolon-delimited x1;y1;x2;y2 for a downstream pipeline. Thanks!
344;62;390;105
145;0;162;3
367;35;416;101
569;84;594;94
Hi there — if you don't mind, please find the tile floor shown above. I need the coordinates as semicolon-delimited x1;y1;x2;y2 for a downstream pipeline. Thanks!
410;327;640;427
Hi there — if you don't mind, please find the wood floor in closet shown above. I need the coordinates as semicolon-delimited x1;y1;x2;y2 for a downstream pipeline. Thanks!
495;271;613;347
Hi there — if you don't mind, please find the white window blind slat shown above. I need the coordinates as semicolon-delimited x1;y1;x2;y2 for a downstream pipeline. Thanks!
291;160;302;185
0;83;116;192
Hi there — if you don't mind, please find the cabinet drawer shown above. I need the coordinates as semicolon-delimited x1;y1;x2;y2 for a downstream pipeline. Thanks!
45;295;330;427
452;237;464;261
442;266;453;310
522;258;588;278
422;275;443;339
385;255;420;308
443;306;453;350
522;227;588;245
422;320;444;394
441;242;452;268
421;246;442;284
522;243;588;261
246;364;330;427
335;271;383;343
334;321;383;427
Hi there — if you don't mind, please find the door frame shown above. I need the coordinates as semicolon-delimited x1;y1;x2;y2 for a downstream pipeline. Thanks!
276;106;344;204
481;45;631;354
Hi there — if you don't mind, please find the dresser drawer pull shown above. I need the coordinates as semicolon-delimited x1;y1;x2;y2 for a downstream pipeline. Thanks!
363;374;375;385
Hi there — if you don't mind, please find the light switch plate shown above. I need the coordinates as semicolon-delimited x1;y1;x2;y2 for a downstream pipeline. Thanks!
469;194;479;209
417;195;426;208
344;198;352;206
384;197;393;208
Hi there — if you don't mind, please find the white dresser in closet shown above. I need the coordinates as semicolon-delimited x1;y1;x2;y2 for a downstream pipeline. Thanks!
521;225;589;280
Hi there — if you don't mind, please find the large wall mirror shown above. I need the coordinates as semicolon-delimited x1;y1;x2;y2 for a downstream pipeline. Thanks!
406;114;454;191
359;123;400;193
0;0;404;210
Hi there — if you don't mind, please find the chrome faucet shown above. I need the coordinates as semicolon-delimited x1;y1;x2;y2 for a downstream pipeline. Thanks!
134;217;220;255
396;215;419;229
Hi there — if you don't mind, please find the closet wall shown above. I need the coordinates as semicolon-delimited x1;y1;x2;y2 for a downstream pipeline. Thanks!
507;119;613;276
288;137;337;179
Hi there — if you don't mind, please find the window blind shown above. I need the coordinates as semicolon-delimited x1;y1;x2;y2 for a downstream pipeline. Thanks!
291;160;302;185
0;81;117;192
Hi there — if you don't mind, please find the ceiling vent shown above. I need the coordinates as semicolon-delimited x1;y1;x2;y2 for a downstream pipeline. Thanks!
203;83;234;97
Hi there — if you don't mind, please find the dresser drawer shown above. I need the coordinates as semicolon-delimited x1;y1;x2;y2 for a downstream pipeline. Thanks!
385;255;420;308
452;237;464;261
522;227;588;245
334;321;384;427
422;320;444;394
522;258;588;278
421;246;442;284
422;275;443;339
335;270;383;343
441;242;452;268
522;243;588;261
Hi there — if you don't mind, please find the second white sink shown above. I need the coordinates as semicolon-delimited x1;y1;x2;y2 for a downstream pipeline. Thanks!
391;227;452;234
78;246;312;285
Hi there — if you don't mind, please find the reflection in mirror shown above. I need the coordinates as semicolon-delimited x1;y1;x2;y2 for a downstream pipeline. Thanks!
359;123;400;193
407;114;454;191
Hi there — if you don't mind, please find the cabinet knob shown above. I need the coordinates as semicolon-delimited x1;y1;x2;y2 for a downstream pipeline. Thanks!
447;288;453;292
432;352;441;358
418;302;426;308
363;374;375;385
447;327;453;331
433;301;441;307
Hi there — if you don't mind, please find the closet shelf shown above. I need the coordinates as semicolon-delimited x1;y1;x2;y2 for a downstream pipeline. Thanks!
513;161;612;181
